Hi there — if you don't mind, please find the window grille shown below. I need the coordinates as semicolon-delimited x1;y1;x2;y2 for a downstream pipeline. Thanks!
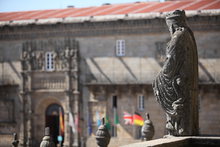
45;52;55;71
116;40;125;56
138;95;144;111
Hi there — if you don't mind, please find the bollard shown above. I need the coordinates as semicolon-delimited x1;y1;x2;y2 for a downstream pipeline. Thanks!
12;133;19;147
141;113;155;141
40;127;55;147
95;118;111;147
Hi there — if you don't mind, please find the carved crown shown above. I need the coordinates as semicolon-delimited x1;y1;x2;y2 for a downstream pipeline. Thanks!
166;10;186;19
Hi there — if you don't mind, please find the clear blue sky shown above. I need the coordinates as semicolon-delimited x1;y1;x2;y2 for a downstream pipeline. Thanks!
0;0;164;12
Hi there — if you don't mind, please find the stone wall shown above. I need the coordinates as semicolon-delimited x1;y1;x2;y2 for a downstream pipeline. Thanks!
0;85;23;146
199;85;220;135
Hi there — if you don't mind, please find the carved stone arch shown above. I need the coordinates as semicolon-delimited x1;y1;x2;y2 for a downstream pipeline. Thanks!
35;97;63;116
34;97;64;146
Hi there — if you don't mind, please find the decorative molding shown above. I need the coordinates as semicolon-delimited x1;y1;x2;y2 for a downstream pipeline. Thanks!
21;39;78;72
0;15;219;40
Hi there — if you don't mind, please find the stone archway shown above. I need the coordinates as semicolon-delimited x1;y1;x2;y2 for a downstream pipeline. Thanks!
34;97;65;146
45;103;64;146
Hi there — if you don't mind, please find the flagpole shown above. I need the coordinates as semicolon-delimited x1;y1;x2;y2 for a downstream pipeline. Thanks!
59;107;62;147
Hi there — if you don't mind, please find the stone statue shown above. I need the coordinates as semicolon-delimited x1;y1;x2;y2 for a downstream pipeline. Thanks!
60;48;70;70
30;51;37;70
12;133;19;147
153;10;198;136
40;127;55;147
36;52;43;70
95;118;111;147
141;113;154;141
21;50;30;70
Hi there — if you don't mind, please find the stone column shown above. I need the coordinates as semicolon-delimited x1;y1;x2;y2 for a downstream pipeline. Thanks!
72;48;79;147
21;42;33;146
63;70;71;147
20;71;33;147
26;94;33;146
19;70;26;147
72;90;79;147
19;91;26;147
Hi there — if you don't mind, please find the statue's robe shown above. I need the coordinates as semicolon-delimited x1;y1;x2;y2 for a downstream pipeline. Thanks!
153;27;198;135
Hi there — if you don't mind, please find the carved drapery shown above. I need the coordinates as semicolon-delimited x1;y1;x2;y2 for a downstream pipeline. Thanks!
153;10;199;136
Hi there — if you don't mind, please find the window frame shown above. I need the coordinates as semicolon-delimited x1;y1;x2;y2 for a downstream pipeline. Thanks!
45;52;55;71
138;95;145;111
116;40;125;56
112;95;117;109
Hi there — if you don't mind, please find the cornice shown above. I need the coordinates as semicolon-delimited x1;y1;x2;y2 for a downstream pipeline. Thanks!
0;15;219;40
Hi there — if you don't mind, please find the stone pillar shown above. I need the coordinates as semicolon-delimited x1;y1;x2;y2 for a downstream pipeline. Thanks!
63;70;71;147
72;90;79;147
19;72;27;147
26;71;33;147
72;48;79;147
21;42;33;146
20;71;32;147
26;93;32;146
63;41;80;147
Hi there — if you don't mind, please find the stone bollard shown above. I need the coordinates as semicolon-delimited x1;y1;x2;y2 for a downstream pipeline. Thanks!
12;133;19;147
40;127;55;147
95;118;111;147
141;113;154;141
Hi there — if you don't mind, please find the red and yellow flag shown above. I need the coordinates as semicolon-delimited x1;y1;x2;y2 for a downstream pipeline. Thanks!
133;112;144;126
59;108;64;135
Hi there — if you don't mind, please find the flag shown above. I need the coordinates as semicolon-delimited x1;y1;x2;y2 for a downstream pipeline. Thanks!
88;114;92;135
113;108;119;125
59;108;65;135
123;112;133;125
133;112;144;126
96;111;101;127
69;112;76;133
75;113;81;134
105;114;111;130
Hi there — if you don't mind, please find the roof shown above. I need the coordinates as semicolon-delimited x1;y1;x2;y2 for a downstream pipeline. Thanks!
85;57;220;85
0;0;220;26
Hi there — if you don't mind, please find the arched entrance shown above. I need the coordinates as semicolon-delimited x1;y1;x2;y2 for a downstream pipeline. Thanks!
45;104;64;146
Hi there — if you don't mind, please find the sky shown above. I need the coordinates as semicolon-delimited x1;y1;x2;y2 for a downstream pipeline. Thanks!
0;0;164;12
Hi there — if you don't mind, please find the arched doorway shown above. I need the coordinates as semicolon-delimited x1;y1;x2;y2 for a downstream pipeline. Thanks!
45;104;64;146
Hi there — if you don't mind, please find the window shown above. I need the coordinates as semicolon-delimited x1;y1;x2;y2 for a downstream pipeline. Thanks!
138;95;144;111
111;95;118;137
116;40;125;56
45;52;55;71
0;99;15;123
112;95;117;108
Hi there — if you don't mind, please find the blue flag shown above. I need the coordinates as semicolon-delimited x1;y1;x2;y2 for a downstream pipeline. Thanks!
96;111;101;127
88;114;92;135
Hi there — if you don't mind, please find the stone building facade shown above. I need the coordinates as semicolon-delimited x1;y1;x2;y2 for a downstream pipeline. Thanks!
0;1;220;147
0;39;80;146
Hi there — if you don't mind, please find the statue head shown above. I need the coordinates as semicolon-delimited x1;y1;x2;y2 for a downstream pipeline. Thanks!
166;10;187;34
